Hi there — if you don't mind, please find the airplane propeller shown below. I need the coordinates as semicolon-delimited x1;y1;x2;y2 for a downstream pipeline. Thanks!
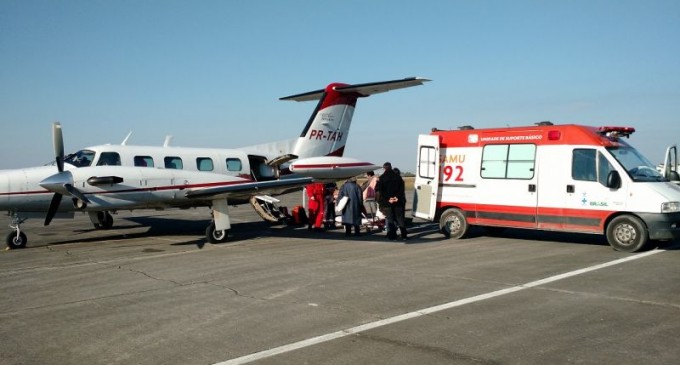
43;122;89;226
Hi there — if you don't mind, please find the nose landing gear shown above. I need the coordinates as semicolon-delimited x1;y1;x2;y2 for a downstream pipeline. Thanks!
6;214;28;249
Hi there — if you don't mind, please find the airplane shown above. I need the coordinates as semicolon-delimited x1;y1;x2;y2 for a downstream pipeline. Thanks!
0;77;430;249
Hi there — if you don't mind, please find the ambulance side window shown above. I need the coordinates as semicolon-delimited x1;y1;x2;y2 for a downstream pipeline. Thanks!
572;149;597;181
481;144;536;179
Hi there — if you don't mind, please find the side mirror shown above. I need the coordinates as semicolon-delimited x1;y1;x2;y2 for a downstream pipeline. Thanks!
607;170;622;189
669;171;680;184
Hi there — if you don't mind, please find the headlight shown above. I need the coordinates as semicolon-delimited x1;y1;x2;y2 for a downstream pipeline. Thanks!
661;201;680;213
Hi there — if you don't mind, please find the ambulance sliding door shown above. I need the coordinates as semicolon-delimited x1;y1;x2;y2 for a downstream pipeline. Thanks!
474;143;538;228
413;135;440;220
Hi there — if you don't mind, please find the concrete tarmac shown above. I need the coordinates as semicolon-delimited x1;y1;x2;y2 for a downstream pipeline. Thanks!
1;193;679;364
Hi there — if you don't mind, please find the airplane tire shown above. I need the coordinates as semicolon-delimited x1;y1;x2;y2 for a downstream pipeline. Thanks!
206;222;229;244
94;211;114;230
606;215;649;252
6;231;27;249
439;208;469;240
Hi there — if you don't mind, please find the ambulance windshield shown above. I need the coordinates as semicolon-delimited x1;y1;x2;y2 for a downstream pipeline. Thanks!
607;147;666;182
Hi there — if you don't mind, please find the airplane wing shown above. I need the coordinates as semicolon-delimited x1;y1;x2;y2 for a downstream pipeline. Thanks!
280;77;431;102
184;176;314;201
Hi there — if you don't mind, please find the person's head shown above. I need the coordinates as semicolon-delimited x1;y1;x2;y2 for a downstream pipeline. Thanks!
383;162;392;172
394;168;401;176
366;171;375;177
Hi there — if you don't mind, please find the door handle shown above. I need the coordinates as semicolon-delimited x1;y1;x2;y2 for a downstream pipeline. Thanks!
566;185;575;193
528;184;536;192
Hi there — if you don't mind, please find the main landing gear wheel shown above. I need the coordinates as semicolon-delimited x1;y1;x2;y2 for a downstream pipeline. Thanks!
606;215;649;252
94;211;114;230
206;222;229;244
6;231;27;249
439;208;469;239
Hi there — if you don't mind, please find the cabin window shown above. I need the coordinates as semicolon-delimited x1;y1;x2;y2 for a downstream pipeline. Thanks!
164;156;183;169
226;158;242;172
481;144;536;179
572;149;597;182
134;156;154;167
197;157;214;171
96;152;121;166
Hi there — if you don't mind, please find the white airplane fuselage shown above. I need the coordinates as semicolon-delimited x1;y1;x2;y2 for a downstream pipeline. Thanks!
1;144;283;213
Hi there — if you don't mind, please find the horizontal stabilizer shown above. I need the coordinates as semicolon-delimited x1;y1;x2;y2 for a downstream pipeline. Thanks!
289;157;379;179
280;77;430;102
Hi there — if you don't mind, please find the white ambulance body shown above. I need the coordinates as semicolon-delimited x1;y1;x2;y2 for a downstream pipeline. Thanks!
413;123;680;252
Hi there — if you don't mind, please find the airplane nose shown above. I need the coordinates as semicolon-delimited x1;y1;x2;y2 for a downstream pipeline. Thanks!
39;171;73;195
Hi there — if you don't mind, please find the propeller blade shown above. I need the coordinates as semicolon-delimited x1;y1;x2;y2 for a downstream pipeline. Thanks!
53;122;64;172
65;184;90;203
44;193;63;226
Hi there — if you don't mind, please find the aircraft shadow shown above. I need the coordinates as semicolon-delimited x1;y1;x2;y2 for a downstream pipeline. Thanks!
36;215;678;252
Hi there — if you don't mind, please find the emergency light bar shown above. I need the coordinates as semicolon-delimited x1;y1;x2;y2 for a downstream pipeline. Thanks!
598;126;635;139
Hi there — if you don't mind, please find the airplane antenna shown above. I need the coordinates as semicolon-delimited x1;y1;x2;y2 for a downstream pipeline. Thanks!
163;135;173;147
121;131;133;146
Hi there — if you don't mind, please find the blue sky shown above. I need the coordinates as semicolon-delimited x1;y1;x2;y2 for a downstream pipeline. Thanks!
1;0;679;171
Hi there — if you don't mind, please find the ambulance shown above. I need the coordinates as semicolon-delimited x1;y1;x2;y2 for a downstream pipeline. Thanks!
412;122;680;252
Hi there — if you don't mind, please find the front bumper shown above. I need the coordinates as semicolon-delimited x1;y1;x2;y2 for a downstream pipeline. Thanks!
637;212;680;241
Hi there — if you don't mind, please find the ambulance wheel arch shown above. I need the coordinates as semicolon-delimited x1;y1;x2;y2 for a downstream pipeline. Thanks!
439;207;469;239
605;214;649;253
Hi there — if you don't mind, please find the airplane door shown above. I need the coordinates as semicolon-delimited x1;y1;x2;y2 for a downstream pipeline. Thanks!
413;134;440;220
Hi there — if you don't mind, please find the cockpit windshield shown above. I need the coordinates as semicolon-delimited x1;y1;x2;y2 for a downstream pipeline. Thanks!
64;150;95;168
607;146;667;182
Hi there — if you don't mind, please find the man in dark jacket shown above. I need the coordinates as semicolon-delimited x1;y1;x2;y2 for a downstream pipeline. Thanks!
375;162;407;240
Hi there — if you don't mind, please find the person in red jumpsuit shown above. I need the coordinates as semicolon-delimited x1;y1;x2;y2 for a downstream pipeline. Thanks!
306;182;326;231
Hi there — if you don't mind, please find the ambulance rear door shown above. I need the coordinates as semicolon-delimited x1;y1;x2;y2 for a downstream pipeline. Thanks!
413;134;440;221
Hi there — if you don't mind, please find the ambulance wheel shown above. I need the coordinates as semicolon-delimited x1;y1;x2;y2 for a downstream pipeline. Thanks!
6;231;27;249
206;222;229;243
440;208;469;239
606;215;649;252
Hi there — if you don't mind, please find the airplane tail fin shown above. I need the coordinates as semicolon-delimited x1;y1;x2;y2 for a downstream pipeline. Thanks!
281;77;430;159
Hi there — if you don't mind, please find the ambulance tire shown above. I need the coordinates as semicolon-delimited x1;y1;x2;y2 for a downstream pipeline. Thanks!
439;208;469;239
606;215;649;253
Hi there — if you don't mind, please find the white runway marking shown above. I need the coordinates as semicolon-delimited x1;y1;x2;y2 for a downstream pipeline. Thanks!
215;249;663;365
